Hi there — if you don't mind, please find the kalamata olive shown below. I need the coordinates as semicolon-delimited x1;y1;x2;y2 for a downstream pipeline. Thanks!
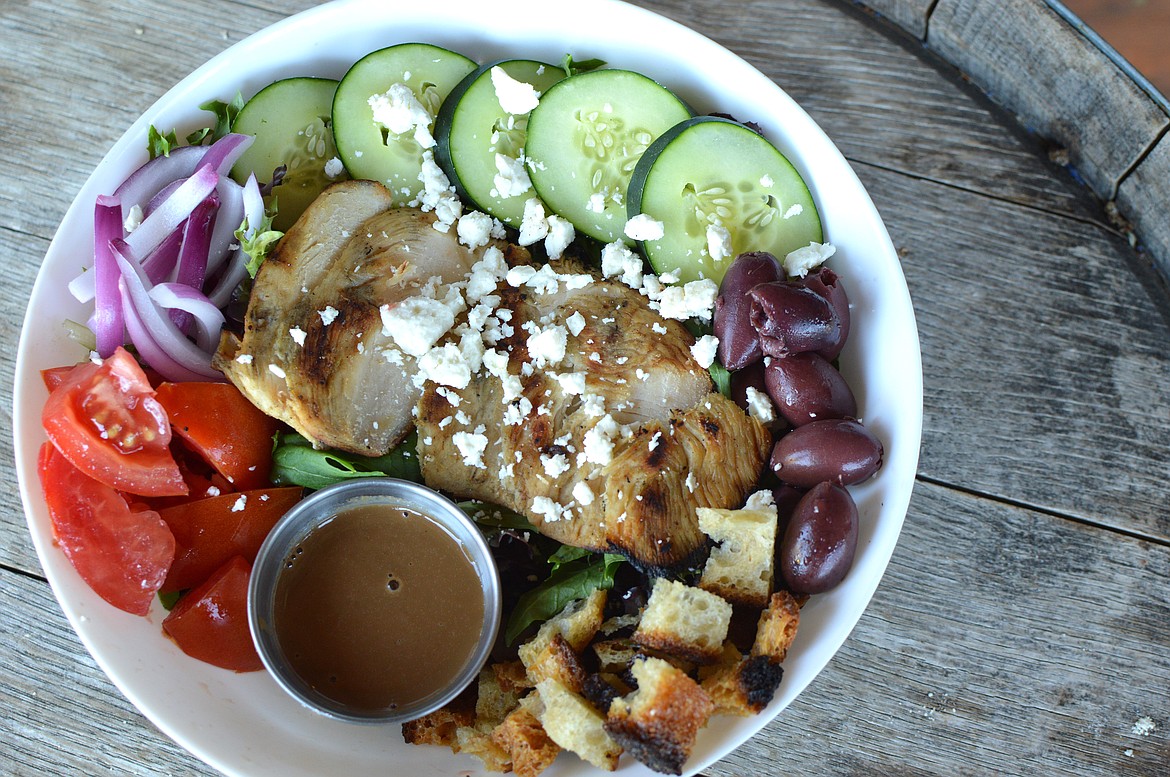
749;282;842;358
779;481;858;594
800;267;850;361
770;418;883;487
714;252;784;370
764;351;857;426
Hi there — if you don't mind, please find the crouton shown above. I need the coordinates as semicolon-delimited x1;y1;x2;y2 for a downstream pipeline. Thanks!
493;659;534;694
491;698;561;777
522;633;588;692
604;656;715;775
455;725;512;772
697;501;777;609
699;642;784;716
535;678;623;771
477;665;525;729
633;578;732;664
400;683;476;746
752;590;801;663
519;588;607;678
592;637;638;673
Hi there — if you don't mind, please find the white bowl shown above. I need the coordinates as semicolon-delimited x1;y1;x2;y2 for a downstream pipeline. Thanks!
12;0;923;775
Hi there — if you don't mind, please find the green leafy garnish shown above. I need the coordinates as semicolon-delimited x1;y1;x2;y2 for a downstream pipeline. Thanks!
236;203;284;278
157;589;182;611
459;501;538;532
186;92;246;146
147;125;179;159
708;361;732;398
270;430;421;489
504;551;625;645
560;54;607;78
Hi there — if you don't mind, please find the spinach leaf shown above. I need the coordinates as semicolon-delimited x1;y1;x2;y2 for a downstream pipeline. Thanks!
504;551;624;645
186;92;246;145
147;125;179;159
560;53;607;78
459;501;538;532
270;430;421;489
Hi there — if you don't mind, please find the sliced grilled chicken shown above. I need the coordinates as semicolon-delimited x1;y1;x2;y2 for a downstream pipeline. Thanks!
416;260;771;570
213;180;512;456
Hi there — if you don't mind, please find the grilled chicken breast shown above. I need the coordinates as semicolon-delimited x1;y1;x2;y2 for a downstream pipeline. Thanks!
213;180;512;455
415;259;771;570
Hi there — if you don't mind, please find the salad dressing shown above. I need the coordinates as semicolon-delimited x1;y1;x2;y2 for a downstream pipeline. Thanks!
273;503;484;713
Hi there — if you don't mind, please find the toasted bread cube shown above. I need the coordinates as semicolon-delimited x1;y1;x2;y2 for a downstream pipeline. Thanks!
604;656;715;775
592;637;638;673
455;725;512;772
477;665;525;729
697;500;777;609
493;659;534;694
523;633;588;692
633;578;732;664
536;678;623;771
752;590;801;663
519;588;607;678
401;684;476;746
699;642;784;716
491;698;561;777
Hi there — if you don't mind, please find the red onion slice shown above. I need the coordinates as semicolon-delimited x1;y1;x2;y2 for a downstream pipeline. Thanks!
207;173;266;308
111;238;222;382
149;282;226;353
172;194;219;333
125;163;219;259
112;144;206;218
89;195;125;357
200;133;254;177
206;178;244;279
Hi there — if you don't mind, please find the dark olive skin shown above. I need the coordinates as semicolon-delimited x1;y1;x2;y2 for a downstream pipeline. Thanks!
764;351;857;426
749;282;842;358
770;418;883;488
800;267;850;361
714;252;784;370
779;481;859;594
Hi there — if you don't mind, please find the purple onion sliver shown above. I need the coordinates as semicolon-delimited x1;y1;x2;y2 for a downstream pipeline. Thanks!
149;282;226;353
112;144;206;214
111;238;222;381
171;194;220;333
206;178;244;278
141;228;184;285
200;133;254;177
124;163;219;259
91;195;125;357
144;179;184;218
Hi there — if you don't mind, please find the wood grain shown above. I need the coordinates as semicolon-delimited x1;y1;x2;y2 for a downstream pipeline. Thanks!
2;0;1169;775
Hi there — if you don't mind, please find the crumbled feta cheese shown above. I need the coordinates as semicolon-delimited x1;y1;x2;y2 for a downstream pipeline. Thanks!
268;364;286;379
744;386;776;424
600;241;644;288
690;334;718;369
544;215;575;259
416;150;461;227
572;481;595;506
318;306;340;325
541;452;570;477
506;264;537;288
623;213;665;241
565;311;587;337
531;496;566;523
123;204;144;233
417;342;472;389
783;203;804;220
527;324;567;367
231;494;247;512
381;347;405;365
493;152;532;198
760;173;775;187
324;156;345;179
582;414;621;465
745;489;777;512
452;430;488;468
518;198;549;246
783;241;837;278
685;471;698;493
235;353;253;364
648;431;663;452
368;83;435;148
288;326;307;347
490;66;541;114
551;371;587;395
379;296;457;356
580;393;606;417
651;322;668;335
657;279;719;321
457;210;495;249
706;224;732;263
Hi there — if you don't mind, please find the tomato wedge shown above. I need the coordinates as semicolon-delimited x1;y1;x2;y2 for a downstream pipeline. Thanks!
42;347;187;497
159;486;303;592
154;382;281;491
162;555;263;672
38;442;176;616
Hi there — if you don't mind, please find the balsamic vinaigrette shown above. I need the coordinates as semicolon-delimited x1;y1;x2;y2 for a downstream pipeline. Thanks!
273;503;484;713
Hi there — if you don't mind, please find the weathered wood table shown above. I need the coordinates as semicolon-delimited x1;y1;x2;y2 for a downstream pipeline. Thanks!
2;0;1167;774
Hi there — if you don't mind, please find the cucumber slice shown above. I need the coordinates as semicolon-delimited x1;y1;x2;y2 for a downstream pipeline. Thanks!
627;116;823;284
524;69;692;243
230;77;342;231
434;59;565;227
332;43;476;205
